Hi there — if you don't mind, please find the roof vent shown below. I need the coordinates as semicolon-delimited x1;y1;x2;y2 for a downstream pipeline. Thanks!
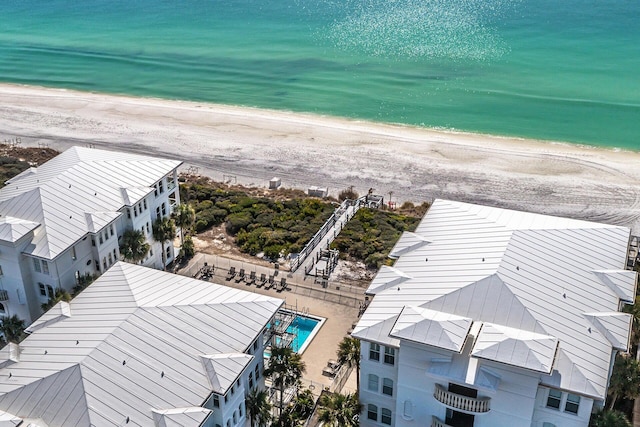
482;258;485;262
68;184;71;188
122;360;126;366
161;371;165;378
563;293;566;299
516;266;519;271
76;340;79;345
425;258;428;262
44;350;47;355
126;417;130;424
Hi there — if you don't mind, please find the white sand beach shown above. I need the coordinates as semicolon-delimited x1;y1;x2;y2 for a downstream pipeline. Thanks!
1;83;640;232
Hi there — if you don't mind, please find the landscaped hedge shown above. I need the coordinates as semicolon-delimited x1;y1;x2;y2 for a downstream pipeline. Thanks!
182;182;335;260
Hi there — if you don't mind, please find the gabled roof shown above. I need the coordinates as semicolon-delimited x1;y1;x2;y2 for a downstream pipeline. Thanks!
0;147;181;259
0;262;283;426
152;407;211;427
471;323;558;373
388;231;431;258
390;306;472;352
0;217;40;243
353;199;636;399
201;353;254;394
366;266;413;295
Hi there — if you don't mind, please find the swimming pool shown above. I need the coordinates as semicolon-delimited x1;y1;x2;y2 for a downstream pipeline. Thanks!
269;312;325;355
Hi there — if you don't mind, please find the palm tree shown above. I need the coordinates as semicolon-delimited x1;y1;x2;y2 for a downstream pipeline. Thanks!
172;203;196;246
41;288;72;311
0;315;26;343
119;229;150;264
589;409;632;427
264;346;306;416
152;216;176;271
607;353;640;409
245;387;271;427
337;336;361;392
317;392;361;427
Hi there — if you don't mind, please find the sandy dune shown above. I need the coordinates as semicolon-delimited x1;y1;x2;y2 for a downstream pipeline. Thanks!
1;83;639;233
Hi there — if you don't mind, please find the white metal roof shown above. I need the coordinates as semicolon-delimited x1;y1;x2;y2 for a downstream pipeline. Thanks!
353;199;636;399
0;147;182;259
0;262;283;426
471;323;559;374
390;306;472;352
151;407;211;427
0;217;40;243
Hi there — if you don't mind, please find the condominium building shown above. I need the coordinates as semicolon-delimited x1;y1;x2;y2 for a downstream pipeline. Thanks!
0;262;282;426
354;199;636;427
0;146;182;324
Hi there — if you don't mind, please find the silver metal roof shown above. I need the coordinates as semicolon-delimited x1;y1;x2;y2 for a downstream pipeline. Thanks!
0;262;283;426
0;147;182;258
353;199;636;399
390;306;472;352
0;217;40;243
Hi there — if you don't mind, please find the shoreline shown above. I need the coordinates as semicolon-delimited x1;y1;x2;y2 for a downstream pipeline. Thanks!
1;83;640;232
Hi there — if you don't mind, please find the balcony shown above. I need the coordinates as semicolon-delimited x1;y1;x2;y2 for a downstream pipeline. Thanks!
431;416;455;427
434;384;490;413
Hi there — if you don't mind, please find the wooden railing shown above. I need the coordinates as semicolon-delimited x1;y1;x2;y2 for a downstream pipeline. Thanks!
434;384;490;413
431;416;455;427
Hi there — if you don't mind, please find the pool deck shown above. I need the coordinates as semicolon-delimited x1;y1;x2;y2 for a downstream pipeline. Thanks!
179;253;363;394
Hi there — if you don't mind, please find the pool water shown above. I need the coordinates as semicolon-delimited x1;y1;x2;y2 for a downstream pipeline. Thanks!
268;314;323;355
289;316;319;353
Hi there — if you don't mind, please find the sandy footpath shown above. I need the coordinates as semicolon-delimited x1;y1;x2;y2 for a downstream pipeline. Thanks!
1;83;640;232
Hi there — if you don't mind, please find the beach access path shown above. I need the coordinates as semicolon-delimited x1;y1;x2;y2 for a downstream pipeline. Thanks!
2;83;640;233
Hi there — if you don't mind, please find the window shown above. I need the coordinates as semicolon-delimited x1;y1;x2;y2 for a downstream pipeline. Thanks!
146;222;150;233
546;389;562;409
92;237;96;247
159;181;164;193
75;271;80;282
166;245;171;259
226;421;231;427
255;364;260;379
149;248;153;256
230;384;234;395
161;202;166;216
134;205;138;217
213;395;220;408
42;261;49;275
103;257;107;271
99;234;104;245
367;374;379;392
110;225;114;236
565;393;580;414
156;207;160;217
370;343;380;361
249;372;254;389
71;246;77;260
0;303;4;314
236;378;240;388
108;253;113;265
33;258;42;273
382;378;393;396
127;209;131;219
154;187;158;197
253;340;258;351
113;249;117;260
232;411;237;424
367;404;378;421
224;395;228;404
238;403;243;417
381;408;392;425
95;260;100;272
384;346;395;365
46;285;54;297
143;199;147;210
38;283;46;296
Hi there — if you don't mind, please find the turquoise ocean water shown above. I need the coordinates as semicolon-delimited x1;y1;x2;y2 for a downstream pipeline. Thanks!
1;0;638;149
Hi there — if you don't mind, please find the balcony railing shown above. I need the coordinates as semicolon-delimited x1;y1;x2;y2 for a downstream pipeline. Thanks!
434;384;490;413
431;416;455;427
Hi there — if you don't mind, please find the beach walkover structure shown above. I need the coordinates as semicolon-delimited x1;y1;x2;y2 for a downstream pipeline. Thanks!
0;146;182;325
289;192;385;277
355;199;636;427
